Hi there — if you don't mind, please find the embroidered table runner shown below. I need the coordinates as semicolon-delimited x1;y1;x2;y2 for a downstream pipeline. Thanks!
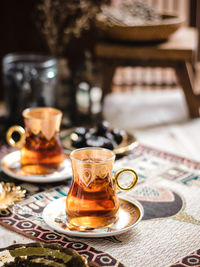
0;145;200;267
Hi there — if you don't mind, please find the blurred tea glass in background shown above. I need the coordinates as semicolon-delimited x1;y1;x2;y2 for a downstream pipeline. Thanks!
2;53;57;126
6;107;65;175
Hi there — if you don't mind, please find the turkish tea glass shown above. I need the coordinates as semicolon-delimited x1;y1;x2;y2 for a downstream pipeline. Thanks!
66;147;138;230
6;107;65;175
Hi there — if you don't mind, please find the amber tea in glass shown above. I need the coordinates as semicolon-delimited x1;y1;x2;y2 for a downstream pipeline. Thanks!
6;107;65;175
66;147;138;230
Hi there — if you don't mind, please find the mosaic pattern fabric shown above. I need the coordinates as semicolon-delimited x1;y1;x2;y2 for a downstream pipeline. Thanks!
0;208;122;267
0;145;200;267
170;249;200;267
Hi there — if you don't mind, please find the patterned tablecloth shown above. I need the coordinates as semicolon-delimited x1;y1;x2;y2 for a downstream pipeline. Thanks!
0;145;200;267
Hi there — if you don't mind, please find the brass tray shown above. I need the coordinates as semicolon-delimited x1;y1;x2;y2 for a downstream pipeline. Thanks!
0;242;98;267
96;13;184;42
60;128;138;155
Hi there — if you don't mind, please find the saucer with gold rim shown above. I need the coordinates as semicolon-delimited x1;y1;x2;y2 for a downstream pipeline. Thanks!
42;196;143;238
1;150;72;183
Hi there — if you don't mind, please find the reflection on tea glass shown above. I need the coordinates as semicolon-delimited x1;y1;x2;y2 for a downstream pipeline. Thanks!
6;107;65;175
66;147;138;230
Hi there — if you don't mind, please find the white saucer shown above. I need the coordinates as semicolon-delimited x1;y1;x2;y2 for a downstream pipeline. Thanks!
1;151;72;183
42;196;143;237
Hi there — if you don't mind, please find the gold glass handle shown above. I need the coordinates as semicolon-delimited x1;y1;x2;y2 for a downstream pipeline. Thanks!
114;168;138;191
6;125;26;148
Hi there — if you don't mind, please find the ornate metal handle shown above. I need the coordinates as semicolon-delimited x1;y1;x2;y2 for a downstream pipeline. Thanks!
6;125;26;148
114;168;138;191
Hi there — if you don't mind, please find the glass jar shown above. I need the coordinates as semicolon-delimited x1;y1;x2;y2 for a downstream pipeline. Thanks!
2;53;57;126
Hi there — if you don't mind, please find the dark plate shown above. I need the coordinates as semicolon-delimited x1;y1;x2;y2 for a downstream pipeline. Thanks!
0;242;98;267
60;128;138;155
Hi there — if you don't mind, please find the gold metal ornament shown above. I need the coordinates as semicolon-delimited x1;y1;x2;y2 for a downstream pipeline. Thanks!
0;182;26;209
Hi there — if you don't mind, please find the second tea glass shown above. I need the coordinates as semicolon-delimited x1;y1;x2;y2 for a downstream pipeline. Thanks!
6;107;65;175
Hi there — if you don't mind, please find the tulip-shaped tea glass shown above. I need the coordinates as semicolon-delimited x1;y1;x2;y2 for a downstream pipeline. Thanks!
6;107;65;175
66;147;138;230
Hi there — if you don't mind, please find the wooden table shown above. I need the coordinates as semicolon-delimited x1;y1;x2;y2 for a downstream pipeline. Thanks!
95;27;200;117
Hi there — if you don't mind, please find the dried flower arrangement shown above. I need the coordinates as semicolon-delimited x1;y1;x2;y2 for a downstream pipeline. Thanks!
37;0;110;57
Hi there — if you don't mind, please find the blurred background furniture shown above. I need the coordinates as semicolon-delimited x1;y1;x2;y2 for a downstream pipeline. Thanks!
95;0;200;118
95;27;200;117
0;0;200;124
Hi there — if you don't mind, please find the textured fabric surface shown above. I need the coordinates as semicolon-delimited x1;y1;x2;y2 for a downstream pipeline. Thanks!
0;145;200;267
